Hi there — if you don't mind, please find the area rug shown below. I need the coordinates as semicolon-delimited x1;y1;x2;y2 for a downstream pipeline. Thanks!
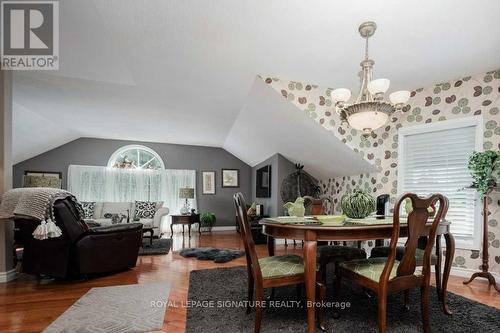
139;238;172;255
43;282;170;333
179;247;245;263
186;266;500;332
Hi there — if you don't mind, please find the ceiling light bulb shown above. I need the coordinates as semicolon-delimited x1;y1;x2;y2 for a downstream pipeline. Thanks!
389;90;411;105
367;78;390;95
330;88;351;103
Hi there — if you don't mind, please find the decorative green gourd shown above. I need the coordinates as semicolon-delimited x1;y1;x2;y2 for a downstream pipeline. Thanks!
341;190;376;219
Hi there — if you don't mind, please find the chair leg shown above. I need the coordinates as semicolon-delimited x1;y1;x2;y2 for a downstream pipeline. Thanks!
378;294;387;333
317;281;327;331
333;263;341;319
254;287;264;333
403;290;410;311
421;285;430;333
267;287;276;301
247;273;254;314
296;284;302;300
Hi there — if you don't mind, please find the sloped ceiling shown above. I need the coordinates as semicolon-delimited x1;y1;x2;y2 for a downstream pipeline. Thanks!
12;0;500;166
224;78;375;178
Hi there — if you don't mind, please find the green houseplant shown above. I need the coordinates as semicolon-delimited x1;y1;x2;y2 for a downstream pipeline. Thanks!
200;212;216;232
468;150;499;197
341;190;376;219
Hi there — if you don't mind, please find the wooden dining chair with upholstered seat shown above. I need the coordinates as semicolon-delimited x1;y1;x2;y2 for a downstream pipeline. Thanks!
234;192;327;333
336;193;448;333
369;201;448;305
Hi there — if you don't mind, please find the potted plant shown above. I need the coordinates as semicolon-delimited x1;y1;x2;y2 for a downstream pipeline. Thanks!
200;212;216;232
468;150;499;197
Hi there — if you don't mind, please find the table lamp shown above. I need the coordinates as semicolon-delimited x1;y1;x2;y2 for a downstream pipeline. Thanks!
179;187;194;215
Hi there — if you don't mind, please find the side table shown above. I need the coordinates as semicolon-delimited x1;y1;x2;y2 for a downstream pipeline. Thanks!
170;214;200;238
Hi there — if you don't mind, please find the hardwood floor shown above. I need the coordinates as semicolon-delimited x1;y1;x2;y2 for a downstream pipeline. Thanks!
0;231;499;333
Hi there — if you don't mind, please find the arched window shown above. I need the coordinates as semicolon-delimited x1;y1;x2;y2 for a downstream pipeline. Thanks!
108;145;165;170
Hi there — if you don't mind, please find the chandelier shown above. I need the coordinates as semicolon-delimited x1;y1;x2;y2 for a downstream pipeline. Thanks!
331;21;410;137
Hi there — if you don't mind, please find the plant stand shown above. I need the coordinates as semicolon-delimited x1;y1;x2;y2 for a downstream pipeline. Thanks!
463;186;500;292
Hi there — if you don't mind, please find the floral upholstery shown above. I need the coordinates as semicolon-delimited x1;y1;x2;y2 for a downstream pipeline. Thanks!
259;254;304;278
341;258;399;281
370;246;437;265
342;257;425;282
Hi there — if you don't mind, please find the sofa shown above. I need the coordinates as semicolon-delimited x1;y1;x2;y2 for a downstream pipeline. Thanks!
15;198;144;278
83;201;169;237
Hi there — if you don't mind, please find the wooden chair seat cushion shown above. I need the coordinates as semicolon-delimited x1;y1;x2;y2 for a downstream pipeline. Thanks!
259;254;304;279
370;246;437;265
341;258;400;282
316;245;367;267
342;257;425;282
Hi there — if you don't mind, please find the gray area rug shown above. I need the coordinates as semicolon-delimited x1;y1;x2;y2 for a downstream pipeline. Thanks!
186;266;500;332
139;238;172;255
179;247;245;263
43;282;170;333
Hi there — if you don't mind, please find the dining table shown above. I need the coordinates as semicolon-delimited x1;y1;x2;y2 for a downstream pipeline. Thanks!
260;216;455;333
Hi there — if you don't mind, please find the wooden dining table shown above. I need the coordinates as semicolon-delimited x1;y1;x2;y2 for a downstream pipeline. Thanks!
260;217;455;333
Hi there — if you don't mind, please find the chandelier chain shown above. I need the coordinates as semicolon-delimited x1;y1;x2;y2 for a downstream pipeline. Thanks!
364;36;369;60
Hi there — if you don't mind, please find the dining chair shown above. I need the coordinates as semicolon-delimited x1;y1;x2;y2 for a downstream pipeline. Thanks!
369;202;447;304
336;193;448;333
234;192;327;332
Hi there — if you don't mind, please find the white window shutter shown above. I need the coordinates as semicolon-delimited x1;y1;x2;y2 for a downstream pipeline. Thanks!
399;122;481;249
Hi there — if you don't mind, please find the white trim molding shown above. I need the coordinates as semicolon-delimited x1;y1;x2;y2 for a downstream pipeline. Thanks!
211;226;237;231
0;269;16;283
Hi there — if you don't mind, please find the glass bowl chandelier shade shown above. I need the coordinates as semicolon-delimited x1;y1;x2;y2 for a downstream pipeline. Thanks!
367;78;391;95
332;21;410;136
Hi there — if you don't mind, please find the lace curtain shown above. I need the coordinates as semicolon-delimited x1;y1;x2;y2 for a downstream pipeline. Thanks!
67;165;197;233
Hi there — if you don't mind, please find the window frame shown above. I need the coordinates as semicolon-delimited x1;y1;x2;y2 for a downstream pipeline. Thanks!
397;116;483;250
107;144;165;170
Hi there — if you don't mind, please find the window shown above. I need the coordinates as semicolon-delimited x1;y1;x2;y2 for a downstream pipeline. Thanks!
108;145;165;170
398;117;483;249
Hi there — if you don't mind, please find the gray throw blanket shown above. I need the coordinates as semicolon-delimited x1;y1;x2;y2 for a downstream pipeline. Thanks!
0;188;81;240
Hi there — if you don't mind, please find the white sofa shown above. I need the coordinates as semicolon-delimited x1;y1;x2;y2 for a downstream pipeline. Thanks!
84;201;169;237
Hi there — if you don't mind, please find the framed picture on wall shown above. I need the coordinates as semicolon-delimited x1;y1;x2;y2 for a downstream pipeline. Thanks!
202;171;216;195
23;171;62;189
256;165;271;198
221;169;239;188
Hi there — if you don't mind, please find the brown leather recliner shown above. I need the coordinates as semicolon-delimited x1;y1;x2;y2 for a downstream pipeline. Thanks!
15;198;143;278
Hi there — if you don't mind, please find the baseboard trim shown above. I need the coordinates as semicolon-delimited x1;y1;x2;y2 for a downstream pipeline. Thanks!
211;226;237;231
446;267;500;279
0;269;16;283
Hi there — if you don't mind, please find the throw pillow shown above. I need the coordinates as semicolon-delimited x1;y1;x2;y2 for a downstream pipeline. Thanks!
80;202;96;219
103;213;126;224
134;201;157;219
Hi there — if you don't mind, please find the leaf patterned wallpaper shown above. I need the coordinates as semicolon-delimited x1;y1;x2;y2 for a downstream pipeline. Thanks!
262;69;500;273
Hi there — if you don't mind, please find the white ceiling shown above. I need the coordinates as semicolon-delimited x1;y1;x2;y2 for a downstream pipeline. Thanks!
13;0;500;166
224;78;375;178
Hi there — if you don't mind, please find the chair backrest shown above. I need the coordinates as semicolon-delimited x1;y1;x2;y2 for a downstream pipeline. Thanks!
234;192;263;281
303;196;333;215
381;193;448;283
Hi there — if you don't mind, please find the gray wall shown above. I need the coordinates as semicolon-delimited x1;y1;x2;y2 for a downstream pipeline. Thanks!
251;153;295;217
13;138;251;226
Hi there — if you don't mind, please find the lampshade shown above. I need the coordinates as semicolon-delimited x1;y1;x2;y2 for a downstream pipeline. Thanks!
179;187;194;199
389;90;411;104
330;88;351;102
367;78;390;95
347;111;388;132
